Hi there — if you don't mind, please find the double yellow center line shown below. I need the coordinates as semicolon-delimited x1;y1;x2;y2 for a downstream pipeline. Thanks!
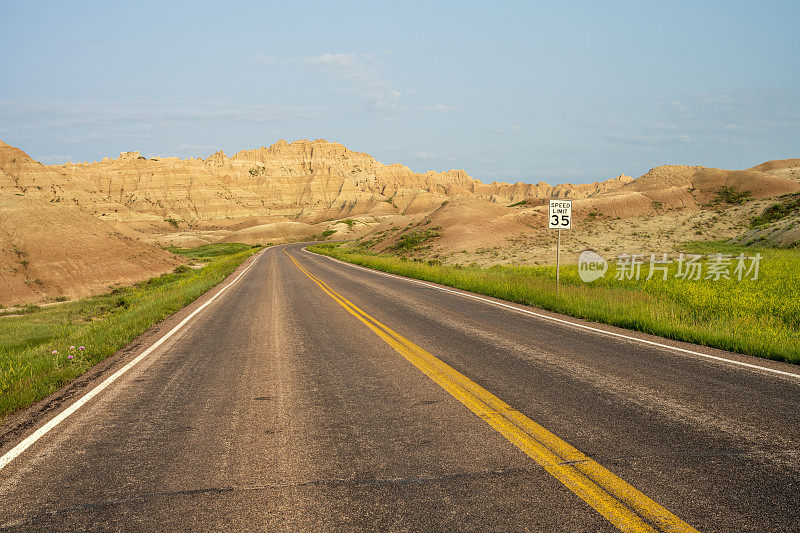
286;250;698;533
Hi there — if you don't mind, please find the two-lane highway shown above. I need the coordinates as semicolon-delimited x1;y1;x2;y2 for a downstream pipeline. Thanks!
1;243;798;531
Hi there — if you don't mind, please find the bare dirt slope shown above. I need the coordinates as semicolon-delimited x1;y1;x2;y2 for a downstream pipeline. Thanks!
222;221;318;245
749;158;800;180
0;143;181;306
354;160;800;265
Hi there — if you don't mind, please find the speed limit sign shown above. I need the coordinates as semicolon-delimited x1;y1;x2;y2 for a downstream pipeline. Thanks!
548;199;572;291
548;199;572;230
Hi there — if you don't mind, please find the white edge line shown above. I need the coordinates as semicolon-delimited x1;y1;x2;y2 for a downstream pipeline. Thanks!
0;248;267;471
303;248;800;381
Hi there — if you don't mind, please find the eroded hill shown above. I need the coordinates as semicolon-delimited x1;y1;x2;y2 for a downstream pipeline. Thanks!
0;141;181;306
2;137;798;303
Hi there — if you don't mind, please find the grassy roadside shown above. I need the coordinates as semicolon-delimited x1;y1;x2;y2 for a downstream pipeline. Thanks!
0;243;263;421
308;242;800;364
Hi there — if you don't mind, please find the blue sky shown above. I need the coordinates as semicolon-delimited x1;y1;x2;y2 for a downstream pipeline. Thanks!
1;0;798;184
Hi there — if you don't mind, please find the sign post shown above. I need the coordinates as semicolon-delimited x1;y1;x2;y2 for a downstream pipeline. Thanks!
548;199;572;291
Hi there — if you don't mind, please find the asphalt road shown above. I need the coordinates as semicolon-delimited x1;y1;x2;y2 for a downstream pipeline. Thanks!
1;243;798;531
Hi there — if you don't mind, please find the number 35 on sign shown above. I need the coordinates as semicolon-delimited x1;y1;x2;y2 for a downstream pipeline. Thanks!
548;199;572;230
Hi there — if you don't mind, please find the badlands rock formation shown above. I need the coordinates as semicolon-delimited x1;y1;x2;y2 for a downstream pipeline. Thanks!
0;141;181;306
46;139;633;231
362;159;800;261
566;162;800;219
2;136;798;302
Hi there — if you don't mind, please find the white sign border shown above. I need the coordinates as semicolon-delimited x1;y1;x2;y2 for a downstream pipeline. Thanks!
548;199;572;230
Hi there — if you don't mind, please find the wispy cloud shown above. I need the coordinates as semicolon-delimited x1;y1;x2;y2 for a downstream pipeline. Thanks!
174;143;223;153
38;154;75;164
591;89;800;158
0;100;340;137
252;54;278;64
413;150;436;159
656;90;800;131
290;52;401;108
489;124;521;133
0;100;349;160
418;104;460;112
300;53;401;108
252;52;463;114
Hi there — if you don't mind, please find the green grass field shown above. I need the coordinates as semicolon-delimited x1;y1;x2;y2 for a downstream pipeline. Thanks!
0;243;262;421
308;242;800;364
